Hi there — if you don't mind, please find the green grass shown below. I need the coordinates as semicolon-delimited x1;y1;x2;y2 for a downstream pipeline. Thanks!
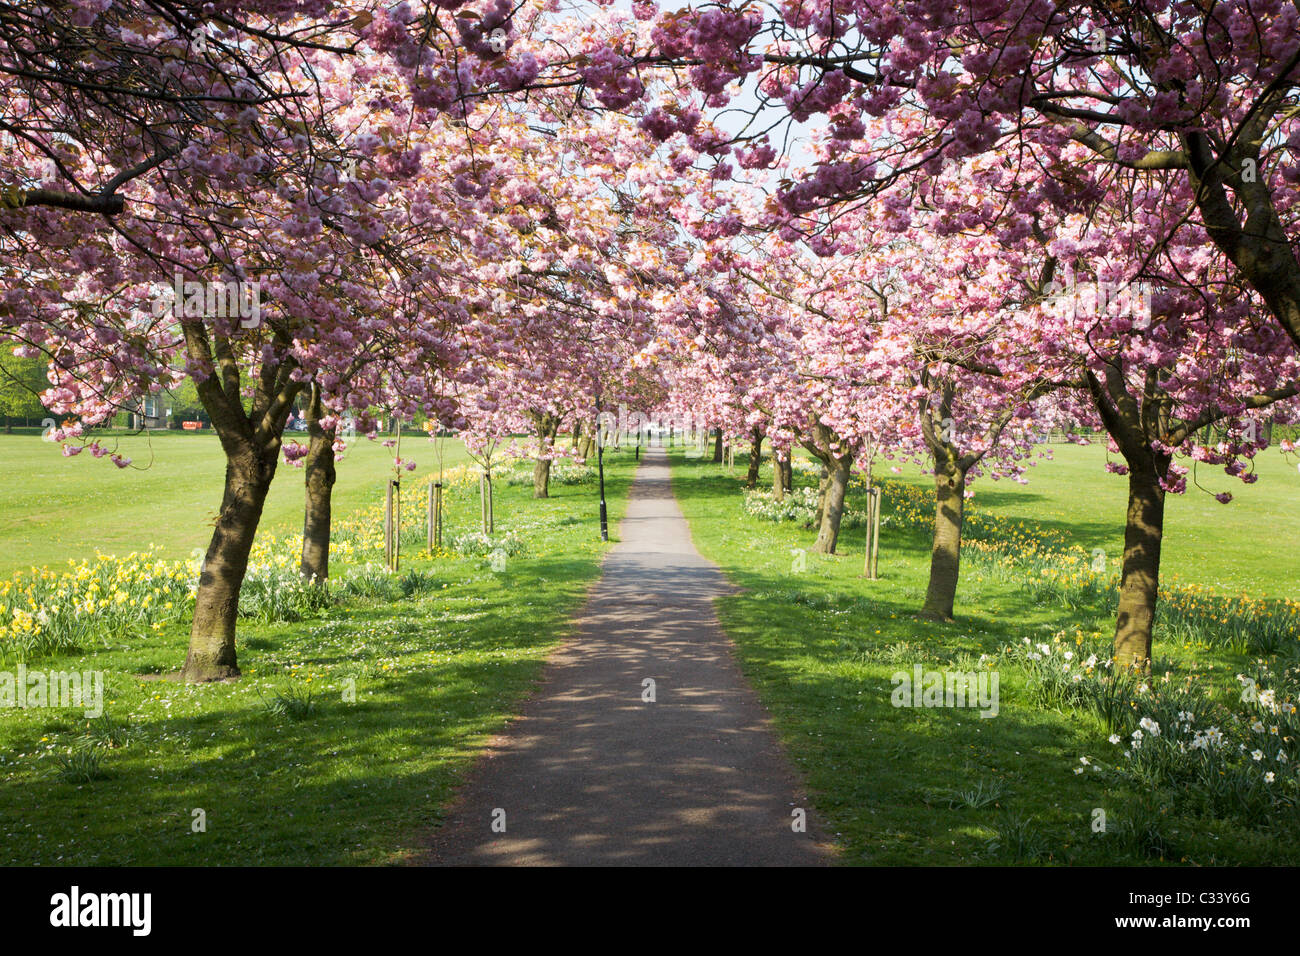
672;443;1300;865
4;432;1296;866
0;430;472;576
877;441;1300;599
0;447;634;865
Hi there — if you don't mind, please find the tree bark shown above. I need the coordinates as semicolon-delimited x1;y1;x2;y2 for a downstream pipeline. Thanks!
533;457;552;498
1081;366;1180;671
530;411;560;498
576;420;595;461
920;459;967;622
811;458;851;554
1113;461;1167;669
182;446;277;681
712;429;724;462
300;384;335;583
813;466;831;528
801;420;861;555
745;427;764;488
1181;125;1300;352
773;452;788;498
177;318;301;682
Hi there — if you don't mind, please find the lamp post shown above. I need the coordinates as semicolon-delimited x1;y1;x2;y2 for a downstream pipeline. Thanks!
595;395;609;542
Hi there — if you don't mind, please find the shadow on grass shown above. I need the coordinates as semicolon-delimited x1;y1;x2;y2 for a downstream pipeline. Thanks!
0;456;644;867
663;449;1300;866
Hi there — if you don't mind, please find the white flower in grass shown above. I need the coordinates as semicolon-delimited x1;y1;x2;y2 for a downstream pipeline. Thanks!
1063;650;1074;661
1278;751;1288;763
1251;720;1265;733
1037;643;1051;655
1073;766;1085;775
1108;734;1121;745
1259;689;1277;711
1265;772;1276;784
1139;717;1161;737
1252;749;1264;762
1079;756;1091;766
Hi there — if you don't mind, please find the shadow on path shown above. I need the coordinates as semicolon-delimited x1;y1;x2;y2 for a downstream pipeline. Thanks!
422;446;833;865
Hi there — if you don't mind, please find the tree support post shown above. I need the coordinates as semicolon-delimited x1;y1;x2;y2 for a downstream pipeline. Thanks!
863;486;881;580
385;478;401;572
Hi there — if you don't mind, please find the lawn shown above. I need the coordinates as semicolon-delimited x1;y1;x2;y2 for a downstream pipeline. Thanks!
3;431;1296;866
876;441;1300;600
0;430;472;576
671;441;1300;865
0;441;634;865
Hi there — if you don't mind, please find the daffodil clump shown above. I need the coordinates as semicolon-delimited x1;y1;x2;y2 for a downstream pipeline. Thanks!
741;486;870;529
1005;631;1299;822
446;529;526;557
0;552;194;660
1;463;578;663
500;462;597;487
238;535;335;624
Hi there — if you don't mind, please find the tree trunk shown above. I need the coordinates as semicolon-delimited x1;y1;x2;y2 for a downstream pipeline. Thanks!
712;429;724;462
300;385;336;583
814;467;831;528
531;413;559;498
773;453;788;499
810;458;851;554
745;428;763;488
1113;462;1167;669
920;460;967;622
182;447;277;681
577;420;595;461
175;317;301;682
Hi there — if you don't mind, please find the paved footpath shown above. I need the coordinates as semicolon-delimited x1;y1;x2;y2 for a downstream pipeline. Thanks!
424;446;832;866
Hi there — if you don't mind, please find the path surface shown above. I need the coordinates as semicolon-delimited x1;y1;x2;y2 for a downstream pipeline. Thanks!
425;446;832;866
